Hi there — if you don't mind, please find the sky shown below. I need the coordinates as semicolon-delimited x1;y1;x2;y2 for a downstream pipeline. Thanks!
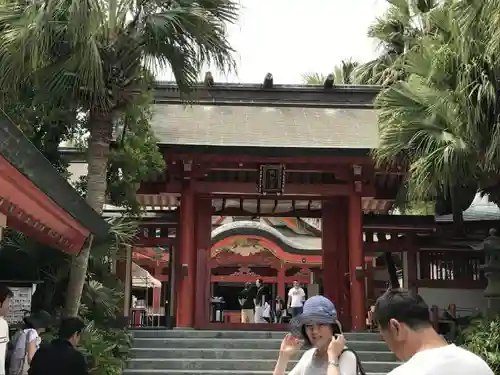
157;0;389;84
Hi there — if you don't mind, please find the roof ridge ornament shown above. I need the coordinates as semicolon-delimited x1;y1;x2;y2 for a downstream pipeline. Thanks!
263;73;273;89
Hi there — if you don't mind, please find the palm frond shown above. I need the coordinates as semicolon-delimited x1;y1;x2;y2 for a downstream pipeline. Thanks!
302;72;326;85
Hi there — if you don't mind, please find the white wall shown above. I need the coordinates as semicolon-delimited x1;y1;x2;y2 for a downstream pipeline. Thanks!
418;288;486;316
67;162;88;185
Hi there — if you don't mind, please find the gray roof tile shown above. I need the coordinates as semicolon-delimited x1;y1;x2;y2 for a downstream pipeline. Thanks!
150;104;378;148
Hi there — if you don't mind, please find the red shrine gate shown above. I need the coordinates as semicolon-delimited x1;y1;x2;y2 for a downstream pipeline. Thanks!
128;80;403;331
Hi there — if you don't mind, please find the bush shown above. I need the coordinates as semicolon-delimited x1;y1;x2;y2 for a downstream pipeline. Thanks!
79;322;132;375
460;316;500;374
78;280;132;375
39;280;132;375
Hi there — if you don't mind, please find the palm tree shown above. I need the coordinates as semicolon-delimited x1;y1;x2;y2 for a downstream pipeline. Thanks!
302;59;360;84
354;0;439;85
0;0;238;316
372;0;500;229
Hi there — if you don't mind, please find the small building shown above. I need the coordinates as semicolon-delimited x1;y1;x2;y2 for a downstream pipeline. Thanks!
0;114;108;253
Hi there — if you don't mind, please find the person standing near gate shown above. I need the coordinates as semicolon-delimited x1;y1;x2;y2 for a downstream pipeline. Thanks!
288;281;306;318
238;283;255;323
254;278;267;323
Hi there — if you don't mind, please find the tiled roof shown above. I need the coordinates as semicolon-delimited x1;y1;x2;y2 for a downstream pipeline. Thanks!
150;104;378;148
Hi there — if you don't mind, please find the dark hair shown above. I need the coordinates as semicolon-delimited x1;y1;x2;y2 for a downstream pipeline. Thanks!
301;322;342;348
374;289;431;330
24;310;52;330
256;278;263;284
0;285;13;305
58;317;86;340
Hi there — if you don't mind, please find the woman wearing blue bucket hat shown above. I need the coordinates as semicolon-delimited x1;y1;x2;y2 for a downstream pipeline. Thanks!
272;296;363;375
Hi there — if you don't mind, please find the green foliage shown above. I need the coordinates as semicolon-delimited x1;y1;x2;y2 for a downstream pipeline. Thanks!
0;0;238;114
362;0;500;215
460;316;500;374
302;59;362;85
77;282;132;375
354;0;440;85
0;85;81;177
80;323;132;375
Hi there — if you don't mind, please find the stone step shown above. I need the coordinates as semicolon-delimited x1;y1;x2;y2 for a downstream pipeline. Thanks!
127;358;400;373
130;348;397;362
124;370;388;375
131;329;383;342
132;337;390;352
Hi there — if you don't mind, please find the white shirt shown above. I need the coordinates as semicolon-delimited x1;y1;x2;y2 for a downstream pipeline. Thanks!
288;287;306;308
0;317;9;375
262;302;271;318
289;348;357;375
388;344;494;375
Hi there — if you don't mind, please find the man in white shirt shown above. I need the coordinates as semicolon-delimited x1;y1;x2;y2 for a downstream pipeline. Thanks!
287;281;306;318
0;285;13;375
373;289;494;375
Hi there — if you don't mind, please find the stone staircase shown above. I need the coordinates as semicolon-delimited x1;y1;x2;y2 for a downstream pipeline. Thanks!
124;330;400;375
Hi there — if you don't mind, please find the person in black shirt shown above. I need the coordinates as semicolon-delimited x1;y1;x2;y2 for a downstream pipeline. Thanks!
238;283;256;323
28;317;88;375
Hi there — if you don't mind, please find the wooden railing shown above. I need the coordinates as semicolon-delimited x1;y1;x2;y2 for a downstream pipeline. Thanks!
418;251;486;289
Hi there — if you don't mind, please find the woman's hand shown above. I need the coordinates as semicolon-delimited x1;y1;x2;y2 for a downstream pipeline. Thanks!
327;334;346;360
279;334;301;358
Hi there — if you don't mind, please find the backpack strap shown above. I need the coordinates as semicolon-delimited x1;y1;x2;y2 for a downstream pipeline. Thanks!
340;348;366;375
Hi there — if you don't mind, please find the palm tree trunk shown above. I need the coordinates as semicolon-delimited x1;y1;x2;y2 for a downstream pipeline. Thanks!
64;112;113;317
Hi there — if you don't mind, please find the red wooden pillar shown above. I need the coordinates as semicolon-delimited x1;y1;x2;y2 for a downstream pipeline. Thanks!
322;199;340;306
176;185;196;327
338;201;350;330
194;198;212;328
348;193;365;331
278;266;286;299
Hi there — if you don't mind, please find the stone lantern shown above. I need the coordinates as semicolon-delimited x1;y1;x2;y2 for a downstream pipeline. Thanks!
472;228;500;314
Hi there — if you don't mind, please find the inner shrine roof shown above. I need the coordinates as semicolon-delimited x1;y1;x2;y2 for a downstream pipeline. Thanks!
212;219;398;253
436;193;500;222
150;104;378;149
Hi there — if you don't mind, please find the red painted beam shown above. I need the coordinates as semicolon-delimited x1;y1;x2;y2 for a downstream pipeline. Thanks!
211;275;310;284
137;180;375;197
165;152;374;165
0;157;89;254
134;237;176;247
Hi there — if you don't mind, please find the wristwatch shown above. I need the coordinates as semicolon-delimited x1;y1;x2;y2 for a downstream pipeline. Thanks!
328;358;340;368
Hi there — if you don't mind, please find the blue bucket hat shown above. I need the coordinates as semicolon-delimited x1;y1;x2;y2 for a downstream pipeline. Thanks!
290;295;341;335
